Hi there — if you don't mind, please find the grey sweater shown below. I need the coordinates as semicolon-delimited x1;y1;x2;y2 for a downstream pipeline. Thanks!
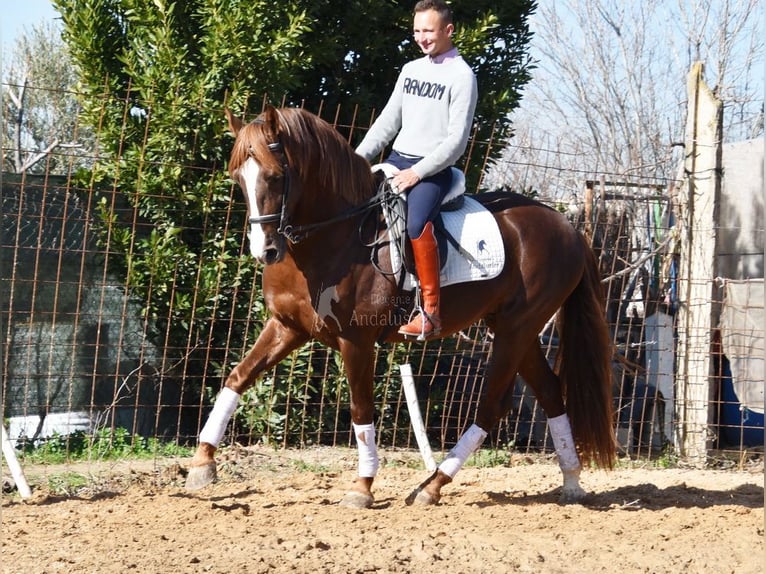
356;53;478;179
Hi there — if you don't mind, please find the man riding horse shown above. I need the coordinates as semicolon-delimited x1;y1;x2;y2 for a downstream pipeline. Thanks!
355;0;478;341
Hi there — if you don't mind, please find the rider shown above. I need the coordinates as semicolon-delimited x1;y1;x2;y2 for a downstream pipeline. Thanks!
355;0;478;340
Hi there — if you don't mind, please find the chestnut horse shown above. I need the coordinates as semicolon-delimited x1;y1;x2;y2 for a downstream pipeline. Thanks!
185;105;615;507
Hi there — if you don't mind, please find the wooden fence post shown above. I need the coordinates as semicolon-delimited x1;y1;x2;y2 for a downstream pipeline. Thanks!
584;180;594;241
674;62;723;464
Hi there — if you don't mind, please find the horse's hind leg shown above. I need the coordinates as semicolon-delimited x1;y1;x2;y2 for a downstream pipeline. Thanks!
516;344;587;503
185;318;308;490
407;334;524;506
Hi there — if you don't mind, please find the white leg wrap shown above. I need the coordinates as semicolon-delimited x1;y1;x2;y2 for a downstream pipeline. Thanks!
549;413;581;471
353;423;379;478
199;387;240;447
438;424;488;478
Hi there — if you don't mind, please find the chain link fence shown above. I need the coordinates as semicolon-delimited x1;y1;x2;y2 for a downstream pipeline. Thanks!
2;84;762;469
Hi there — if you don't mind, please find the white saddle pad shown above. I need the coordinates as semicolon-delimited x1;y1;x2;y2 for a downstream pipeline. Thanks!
389;195;505;290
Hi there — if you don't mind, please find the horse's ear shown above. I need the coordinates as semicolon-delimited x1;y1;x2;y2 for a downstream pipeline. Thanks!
225;108;244;136
261;104;280;136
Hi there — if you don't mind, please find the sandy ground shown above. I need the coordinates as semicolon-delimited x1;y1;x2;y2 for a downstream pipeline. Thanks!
2;446;764;574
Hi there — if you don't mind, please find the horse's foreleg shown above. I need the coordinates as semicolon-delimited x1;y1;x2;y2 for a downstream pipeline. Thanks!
517;345;587;504
185;387;240;489
185;319;308;490
337;337;378;509
339;422;378;508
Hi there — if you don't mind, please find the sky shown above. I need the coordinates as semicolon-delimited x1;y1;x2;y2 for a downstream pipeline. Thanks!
1;0;59;52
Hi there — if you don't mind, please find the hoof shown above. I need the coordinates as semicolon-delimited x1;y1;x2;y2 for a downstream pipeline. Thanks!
339;491;374;509
558;485;588;505
405;485;440;506
405;470;444;506
185;463;217;491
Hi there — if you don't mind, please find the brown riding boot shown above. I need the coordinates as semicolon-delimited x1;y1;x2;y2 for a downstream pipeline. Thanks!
399;221;442;340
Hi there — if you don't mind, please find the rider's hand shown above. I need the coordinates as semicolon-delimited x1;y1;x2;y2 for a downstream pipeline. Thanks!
392;168;421;192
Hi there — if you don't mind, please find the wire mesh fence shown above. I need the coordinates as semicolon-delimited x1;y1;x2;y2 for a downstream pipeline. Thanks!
1;82;763;471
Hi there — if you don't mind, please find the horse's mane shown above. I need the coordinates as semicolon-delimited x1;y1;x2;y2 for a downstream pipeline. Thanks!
229;107;376;205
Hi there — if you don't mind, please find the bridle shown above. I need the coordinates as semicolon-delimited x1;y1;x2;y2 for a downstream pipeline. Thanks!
246;139;297;239
245;135;391;245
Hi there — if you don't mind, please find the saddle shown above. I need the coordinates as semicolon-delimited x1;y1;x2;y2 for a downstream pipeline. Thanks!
371;163;466;213
371;163;464;274
371;163;504;288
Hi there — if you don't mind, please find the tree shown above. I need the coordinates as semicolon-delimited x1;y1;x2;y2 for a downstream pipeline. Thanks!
52;0;319;396
287;2;536;140
289;1;537;187
52;1;536;181
50;0;536;406
486;0;763;198
1;21;89;174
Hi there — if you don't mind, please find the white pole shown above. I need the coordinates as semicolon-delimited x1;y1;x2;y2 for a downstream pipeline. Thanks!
399;363;437;471
2;425;32;499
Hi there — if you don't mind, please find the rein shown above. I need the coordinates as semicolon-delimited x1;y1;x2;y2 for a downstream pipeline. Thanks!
272;190;391;244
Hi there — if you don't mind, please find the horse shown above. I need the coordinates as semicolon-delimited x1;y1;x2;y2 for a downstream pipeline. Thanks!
185;104;616;507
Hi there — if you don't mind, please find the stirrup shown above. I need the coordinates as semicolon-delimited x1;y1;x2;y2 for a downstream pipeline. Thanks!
399;306;441;341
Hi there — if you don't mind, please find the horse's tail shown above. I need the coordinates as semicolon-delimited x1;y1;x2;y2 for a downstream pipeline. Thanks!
557;235;616;469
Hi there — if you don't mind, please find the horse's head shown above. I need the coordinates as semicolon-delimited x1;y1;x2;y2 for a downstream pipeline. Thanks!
227;104;378;265
226;105;290;265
